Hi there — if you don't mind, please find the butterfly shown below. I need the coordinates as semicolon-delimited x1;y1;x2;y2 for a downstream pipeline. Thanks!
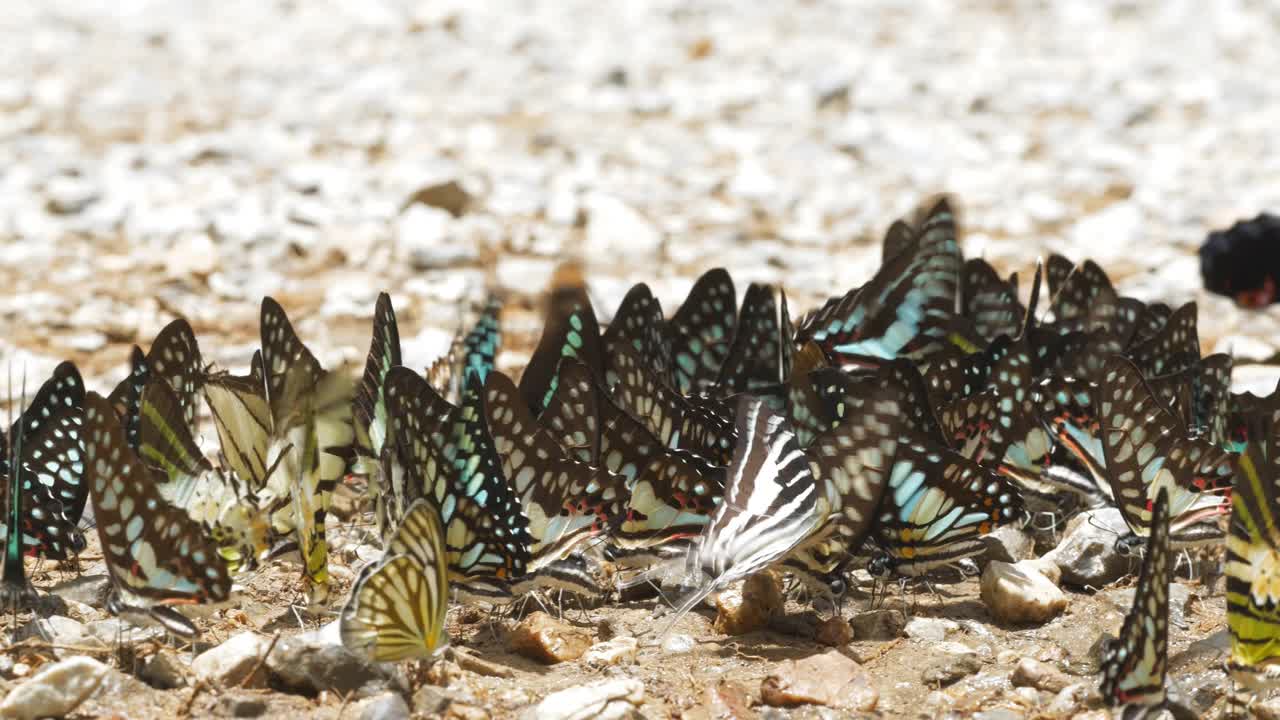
1095;357;1233;549
713;283;794;395
519;278;604;417
81;392;231;636
385;366;532;601
602;282;669;389
534;360;725;565
107;319;206;451
355;292;404;542
666;268;738;396
796;198;962;370
608;342;736;465
1127;302;1200;378
427;295;504;405
482;370;627;577
663;396;819;632
867;435;1024;578
1225;411;1280;717
961;258;1023;342
1100;487;1184;718
340;499;449;662
0;361;88;561
259;297;356;604
134;376;268;576
784;381;908;595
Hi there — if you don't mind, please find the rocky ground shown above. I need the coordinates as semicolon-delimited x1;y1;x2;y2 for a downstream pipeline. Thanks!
2;0;1280;718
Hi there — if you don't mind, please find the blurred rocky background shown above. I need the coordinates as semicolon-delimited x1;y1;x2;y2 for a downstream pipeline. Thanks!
3;0;1279;392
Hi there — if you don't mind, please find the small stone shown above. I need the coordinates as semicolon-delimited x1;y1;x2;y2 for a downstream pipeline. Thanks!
1044;508;1129;587
690;681;755;720
974;710;1025;720
760;649;878;712
1046;682;1099;717
714;571;784;635
980;525;1035;563
33;616;105;658
904;617;959;642
815;617;853;646
584;193;663;259
1010;658;1072;694
358;692;411;720
215;694;268;718
662;634;696;654
1249;696;1280;720
402;179;472;218
0;656;109;720
165;233;218;278
510;612;593;664
192;632;270;688
921;652;982;687
849;608;905;640
267;626;389;694
529;678;644;720
140;649;189;689
981;560;1069;625
44;177;99;215
397;206;476;270
1107;582;1193;629
583;637;638;667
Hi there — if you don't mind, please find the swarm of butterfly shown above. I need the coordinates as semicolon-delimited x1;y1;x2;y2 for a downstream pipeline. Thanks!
4;197;1280;716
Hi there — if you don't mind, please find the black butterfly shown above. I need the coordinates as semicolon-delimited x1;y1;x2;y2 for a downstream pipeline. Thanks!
1099;488;1193;719
1;361;87;561
519;281;604;417
666;268;738;395
82;392;231;637
796;198;962;370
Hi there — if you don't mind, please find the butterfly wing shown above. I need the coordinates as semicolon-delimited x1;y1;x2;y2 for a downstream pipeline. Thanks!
340;499;449;662
1100;487;1172;710
82;392;231;608
666;268;737;395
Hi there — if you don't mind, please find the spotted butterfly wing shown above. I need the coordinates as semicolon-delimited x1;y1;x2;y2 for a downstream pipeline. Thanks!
602;282;669;388
483;370;626;571
145;318;205;428
355;293;403;539
519;281;604;417
82;393;230;633
797;199;961;369
870;436;1023;577
537;360;602;464
260;297;356;603
3;361;88;560
107;346;149;451
341;499;449;662
667;268;737;395
1128;302;1200;378
962;258;1022;342
386;367;531;601
880;220;915;263
609;342;736;464
785;383;906;591
1100;487;1174;715
1129;302;1173;347
1095;357;1233;546
1045;253;1075;299
714;283;791;394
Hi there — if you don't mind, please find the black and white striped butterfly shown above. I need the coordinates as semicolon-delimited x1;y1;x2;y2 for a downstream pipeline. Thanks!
663;396;818;632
